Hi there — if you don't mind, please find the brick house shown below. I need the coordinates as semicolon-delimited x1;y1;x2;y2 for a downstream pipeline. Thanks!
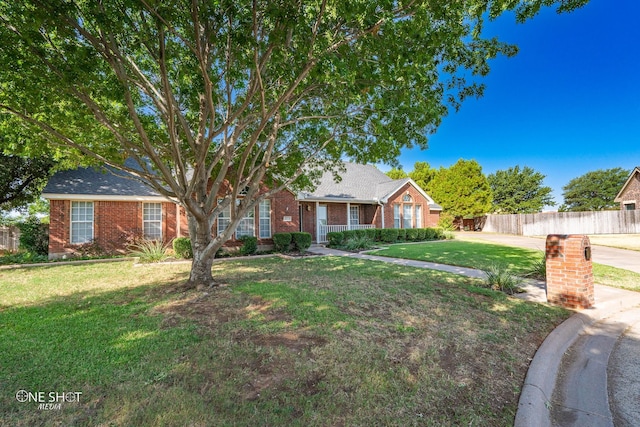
614;166;640;210
42;162;441;258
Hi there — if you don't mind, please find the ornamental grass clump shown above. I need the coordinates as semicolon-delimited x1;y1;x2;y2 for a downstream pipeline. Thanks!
129;240;169;263
482;264;523;295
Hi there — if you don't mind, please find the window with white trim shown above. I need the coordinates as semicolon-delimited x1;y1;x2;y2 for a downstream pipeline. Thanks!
71;201;94;244
393;204;401;228
143;203;162;240
415;205;422;228
259;199;271;238
236;204;255;238
349;205;360;226
624;202;636;211
403;204;413;228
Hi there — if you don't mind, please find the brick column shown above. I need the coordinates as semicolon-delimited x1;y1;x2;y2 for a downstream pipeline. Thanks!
545;234;594;310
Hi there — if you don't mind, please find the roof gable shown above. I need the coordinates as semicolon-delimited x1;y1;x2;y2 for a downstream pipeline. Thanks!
614;166;640;202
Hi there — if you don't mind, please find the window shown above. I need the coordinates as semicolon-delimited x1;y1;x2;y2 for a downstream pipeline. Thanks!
235;206;255;238
624;202;636;211
393;204;401;228
259;199;271;239
415;205;422;228
143;203;162;240
403;194;412;202
403;204;413;228
349;206;360;226
217;201;231;235
71;201;94;244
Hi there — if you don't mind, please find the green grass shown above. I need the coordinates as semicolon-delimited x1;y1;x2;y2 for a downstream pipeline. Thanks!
372;241;640;292
0;257;569;426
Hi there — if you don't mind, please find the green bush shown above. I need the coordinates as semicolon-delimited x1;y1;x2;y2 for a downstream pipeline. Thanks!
343;236;375;251
437;212;457;231
342;230;357;241
435;228;446;240
380;228;398;243
424;228;438;240
239;235;258;255
416;228;427;241
291;232;312;253
365;228;377;241
397;229;406;241
374;228;383;241
17;216;49;256
272;232;292;252
326;231;344;247
172;237;193;259
353;229;367;239
405;228;419;241
129;240;169;263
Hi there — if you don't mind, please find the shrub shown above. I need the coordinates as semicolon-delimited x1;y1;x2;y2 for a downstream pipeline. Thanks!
291;232;312;253
353;229;367;239
397;229;406;241
17;216;48;256
482;264;523;295
365;228;377;241
172;237;193;259
437;212;457;231
273;232;292;252
239;235;258;255
380;228;398;243
405;228;419;241
326;231;344;247
342;230;357;241
424;228;438;240
524;256;546;280
129;240;169;263
343;236;375;251
416;228;427;241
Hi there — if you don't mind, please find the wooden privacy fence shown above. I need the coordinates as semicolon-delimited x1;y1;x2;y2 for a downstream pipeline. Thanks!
482;210;640;236
0;226;20;251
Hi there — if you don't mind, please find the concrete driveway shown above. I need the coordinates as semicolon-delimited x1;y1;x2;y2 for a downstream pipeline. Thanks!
457;232;640;274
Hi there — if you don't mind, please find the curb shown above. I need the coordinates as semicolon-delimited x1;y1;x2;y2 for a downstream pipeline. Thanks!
515;286;640;427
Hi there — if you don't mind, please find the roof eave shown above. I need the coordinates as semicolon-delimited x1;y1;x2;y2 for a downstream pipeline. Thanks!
614;167;640;202
42;193;173;202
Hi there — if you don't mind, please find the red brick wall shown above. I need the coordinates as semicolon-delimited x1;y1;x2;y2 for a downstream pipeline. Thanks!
619;171;640;210
271;190;299;234
384;183;440;228
301;202;316;240
546;234;594;309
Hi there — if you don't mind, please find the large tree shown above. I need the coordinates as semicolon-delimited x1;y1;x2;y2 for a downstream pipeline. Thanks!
487;165;555;213
560;168;630;212
408;161;436;191
0;0;588;287
0;154;56;212
427;159;493;218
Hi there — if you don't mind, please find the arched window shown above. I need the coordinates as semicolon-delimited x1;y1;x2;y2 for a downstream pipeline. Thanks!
402;194;412;202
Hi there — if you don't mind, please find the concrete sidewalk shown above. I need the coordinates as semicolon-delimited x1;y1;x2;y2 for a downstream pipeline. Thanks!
310;244;640;426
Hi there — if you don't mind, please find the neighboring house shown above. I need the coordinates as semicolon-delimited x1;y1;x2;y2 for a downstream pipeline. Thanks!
614;166;640;211
42;161;441;258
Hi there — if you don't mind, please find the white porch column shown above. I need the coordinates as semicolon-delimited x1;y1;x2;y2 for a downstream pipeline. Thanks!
346;202;351;230
381;203;385;229
315;201;320;242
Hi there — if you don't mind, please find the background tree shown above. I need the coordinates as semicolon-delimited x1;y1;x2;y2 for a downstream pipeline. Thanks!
408;161;436;191
0;154;56;212
487;165;555;213
559;168;630;211
0;0;588;287
385;168;408;179
427;159;493;218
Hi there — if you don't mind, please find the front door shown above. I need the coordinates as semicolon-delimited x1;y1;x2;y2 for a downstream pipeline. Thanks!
317;204;327;243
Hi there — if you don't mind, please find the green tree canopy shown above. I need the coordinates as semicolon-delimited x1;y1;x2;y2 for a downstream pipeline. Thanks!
408;161;436;191
559;168;630;211
386;168;408;179
487;165;555;213
0;0;589;286
427;159;493;218
0;154;55;212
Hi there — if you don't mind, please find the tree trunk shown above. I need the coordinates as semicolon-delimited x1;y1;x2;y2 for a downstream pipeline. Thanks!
185;212;218;288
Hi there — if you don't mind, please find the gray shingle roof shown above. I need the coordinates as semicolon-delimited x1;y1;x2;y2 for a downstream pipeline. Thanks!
299;163;441;209
42;160;160;197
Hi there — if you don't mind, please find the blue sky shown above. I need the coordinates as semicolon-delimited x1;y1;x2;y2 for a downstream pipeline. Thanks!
389;0;640;210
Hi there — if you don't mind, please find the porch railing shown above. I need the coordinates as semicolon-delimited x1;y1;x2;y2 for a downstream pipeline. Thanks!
318;224;373;243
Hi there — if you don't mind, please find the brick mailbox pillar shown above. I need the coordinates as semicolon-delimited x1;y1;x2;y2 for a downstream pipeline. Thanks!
545;234;594;310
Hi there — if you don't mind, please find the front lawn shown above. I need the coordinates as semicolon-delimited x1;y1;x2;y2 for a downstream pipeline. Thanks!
372;241;640;291
0;257;568;426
